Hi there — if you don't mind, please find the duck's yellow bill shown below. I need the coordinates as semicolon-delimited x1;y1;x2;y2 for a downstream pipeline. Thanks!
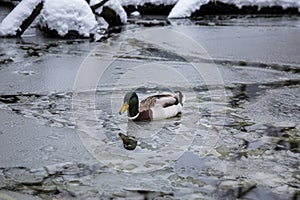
119;103;129;114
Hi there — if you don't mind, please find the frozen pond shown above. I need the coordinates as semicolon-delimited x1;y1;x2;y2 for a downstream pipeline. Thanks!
0;10;299;199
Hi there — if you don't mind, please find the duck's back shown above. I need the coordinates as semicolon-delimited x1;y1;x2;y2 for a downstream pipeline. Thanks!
139;94;179;112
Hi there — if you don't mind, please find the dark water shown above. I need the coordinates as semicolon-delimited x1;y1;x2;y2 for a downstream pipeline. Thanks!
0;11;299;199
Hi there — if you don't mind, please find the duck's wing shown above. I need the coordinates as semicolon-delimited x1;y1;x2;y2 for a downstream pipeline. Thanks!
139;94;179;112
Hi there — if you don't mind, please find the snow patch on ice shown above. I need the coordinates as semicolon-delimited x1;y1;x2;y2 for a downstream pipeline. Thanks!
39;0;97;37
0;0;42;36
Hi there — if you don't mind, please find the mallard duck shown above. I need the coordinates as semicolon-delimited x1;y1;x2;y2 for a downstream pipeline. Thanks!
119;91;184;121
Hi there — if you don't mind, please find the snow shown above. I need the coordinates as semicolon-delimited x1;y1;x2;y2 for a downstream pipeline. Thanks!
90;0;103;13
0;0;42;36
168;0;209;18
130;11;141;16
169;0;300;18
39;0;97;37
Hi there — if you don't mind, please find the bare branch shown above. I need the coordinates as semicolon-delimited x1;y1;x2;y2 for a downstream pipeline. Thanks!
90;0;110;12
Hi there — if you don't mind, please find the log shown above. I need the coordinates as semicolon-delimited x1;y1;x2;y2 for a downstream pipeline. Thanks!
0;0;43;37
17;1;43;36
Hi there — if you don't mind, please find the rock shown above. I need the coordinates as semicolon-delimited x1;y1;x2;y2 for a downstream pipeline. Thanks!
169;0;300;18
100;6;123;27
91;0;127;27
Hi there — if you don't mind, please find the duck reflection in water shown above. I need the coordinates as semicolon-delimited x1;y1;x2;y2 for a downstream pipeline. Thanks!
119;132;138;150
119;120;156;151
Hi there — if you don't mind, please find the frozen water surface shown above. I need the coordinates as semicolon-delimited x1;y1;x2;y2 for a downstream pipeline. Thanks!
0;11;299;199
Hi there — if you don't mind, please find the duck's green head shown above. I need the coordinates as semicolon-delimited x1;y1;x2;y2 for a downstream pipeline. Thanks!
119;92;139;117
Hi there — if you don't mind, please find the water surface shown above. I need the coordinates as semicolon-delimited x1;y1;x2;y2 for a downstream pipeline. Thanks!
0;12;299;199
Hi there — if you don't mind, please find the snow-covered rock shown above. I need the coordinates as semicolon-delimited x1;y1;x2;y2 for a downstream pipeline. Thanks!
169;0;300;18
39;0;97;37
90;0;127;25
168;0;209;18
0;0;43;37
106;0;127;24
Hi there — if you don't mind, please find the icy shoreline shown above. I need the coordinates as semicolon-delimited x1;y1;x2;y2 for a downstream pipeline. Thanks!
1;0;299;37
2;0;300;18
